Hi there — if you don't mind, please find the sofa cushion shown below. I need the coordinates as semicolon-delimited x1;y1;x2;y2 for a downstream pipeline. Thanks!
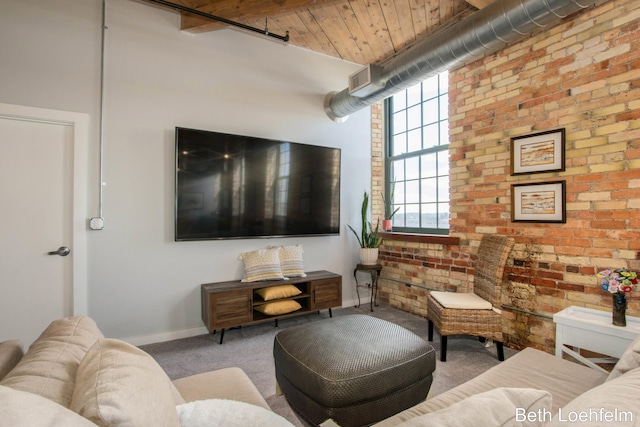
0;340;24;380
172;367;270;409
239;248;286;282
176;399;294;427
0;385;96;426
548;366;640;426
396;387;552;427
71;338;184;427
0;315;103;408
607;333;640;382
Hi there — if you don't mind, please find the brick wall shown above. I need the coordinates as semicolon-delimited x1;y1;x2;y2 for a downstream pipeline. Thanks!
372;0;640;353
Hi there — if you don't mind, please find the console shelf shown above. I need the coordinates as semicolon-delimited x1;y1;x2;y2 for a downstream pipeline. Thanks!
201;270;342;343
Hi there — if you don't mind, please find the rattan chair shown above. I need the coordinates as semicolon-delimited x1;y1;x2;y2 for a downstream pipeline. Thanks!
427;234;515;362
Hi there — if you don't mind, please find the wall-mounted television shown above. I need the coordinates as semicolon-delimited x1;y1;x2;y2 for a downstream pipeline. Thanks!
175;127;341;241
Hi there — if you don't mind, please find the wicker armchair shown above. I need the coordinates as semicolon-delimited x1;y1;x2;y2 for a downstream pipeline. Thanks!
427;235;515;362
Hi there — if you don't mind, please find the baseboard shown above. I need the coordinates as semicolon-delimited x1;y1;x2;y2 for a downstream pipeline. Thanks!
124;325;209;347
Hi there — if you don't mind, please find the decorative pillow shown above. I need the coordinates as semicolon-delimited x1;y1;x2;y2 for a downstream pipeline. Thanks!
0;385;96;426
0;340;23;380
239;248;286;282
70;338;184;427
0;315;103;408
397;387;552;427
548;366;640;426
607;333;640;382
176;398;295;427
269;245;306;278
254;300;302;316
256;284;302;301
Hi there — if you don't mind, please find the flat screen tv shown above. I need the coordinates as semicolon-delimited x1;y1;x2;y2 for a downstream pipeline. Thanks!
175;127;341;241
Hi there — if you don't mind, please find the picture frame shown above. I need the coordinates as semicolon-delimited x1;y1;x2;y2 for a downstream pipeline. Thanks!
510;128;565;175
511;181;566;223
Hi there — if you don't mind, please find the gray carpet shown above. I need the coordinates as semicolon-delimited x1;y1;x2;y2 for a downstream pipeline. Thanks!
140;304;517;426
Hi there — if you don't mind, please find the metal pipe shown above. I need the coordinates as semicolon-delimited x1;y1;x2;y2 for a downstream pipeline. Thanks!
325;0;597;121
141;0;289;42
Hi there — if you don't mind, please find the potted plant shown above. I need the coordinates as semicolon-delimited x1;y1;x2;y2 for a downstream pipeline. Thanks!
381;187;400;231
348;191;383;265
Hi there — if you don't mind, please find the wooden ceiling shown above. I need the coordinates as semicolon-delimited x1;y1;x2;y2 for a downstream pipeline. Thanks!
145;0;493;66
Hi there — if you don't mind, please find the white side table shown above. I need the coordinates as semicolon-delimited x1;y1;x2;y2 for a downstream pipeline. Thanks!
553;306;640;373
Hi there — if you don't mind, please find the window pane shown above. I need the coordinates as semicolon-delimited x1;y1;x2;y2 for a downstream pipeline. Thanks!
437;203;450;229
392;159;405;182
393;110;406;133
422;98;438;125
421;177;437;202
423;123;439;149
421;153;437;178
407;83;421;107
406;157;420;180
421;203;437;228
393;205;405;227
440;98;448;120
405;204;420;227
439;120;449;146
423;75;439;100
407;104;421;130
406;180;419;203
438;176;449;202
393;133;407;155
393;92;406;112
440;73;448;94
407;129;422;153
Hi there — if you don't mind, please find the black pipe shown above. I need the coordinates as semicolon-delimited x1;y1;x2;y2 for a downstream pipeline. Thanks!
143;0;290;42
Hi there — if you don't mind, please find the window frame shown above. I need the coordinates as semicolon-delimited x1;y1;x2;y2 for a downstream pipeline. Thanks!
384;73;450;235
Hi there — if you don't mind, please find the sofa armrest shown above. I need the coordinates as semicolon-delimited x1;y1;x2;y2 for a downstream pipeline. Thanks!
172;367;270;410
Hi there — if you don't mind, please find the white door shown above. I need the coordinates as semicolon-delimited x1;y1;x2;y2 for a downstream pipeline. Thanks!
0;104;88;348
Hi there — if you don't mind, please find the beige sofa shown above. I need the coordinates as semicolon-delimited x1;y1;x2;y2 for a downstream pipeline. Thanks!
0;315;273;426
2;315;639;426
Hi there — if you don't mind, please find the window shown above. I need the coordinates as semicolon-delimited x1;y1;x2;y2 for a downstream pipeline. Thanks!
385;72;449;234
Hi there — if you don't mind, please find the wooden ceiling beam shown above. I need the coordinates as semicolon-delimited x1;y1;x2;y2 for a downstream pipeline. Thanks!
465;0;494;9
178;0;346;33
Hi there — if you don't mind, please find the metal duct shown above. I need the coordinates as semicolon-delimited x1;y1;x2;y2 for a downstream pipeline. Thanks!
325;0;595;122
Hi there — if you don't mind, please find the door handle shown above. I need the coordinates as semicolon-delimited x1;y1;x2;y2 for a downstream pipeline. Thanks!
48;246;70;257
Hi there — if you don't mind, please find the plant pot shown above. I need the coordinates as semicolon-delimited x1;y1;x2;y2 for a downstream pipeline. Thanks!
612;292;627;327
359;248;379;266
382;219;392;231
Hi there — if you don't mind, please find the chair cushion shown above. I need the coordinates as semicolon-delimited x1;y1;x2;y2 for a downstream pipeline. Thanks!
430;291;492;310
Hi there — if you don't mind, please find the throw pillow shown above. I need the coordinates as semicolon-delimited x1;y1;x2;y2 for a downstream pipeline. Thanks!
254;300;302;316
0;315;103;408
239;248;286;282
0;340;23;380
397;387;552;427
0;385;95;427
70;338;184;427
176;398;295;427
548;366;640;426
255;284;302;301
607;333;640;382
269;245;306;278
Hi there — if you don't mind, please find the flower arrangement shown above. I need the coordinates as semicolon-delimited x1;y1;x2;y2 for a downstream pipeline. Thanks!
597;269;637;294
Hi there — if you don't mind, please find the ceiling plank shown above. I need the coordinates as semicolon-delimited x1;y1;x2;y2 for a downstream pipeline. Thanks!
348;0;394;64
178;0;346;33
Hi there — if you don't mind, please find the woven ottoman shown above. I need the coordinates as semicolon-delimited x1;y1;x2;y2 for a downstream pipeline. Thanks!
273;314;436;426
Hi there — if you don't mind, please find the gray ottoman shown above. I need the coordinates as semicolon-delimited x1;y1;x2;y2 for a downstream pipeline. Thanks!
273;314;436;426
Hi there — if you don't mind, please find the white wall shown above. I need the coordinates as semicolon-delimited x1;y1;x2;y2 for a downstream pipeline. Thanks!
0;0;372;343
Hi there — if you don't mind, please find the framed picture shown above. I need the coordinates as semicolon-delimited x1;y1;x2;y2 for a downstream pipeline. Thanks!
511;128;565;175
511;181;566;223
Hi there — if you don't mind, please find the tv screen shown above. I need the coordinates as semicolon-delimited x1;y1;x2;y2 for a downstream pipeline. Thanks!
175;127;341;241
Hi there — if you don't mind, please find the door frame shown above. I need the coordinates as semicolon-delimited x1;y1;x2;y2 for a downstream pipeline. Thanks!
0;103;89;315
